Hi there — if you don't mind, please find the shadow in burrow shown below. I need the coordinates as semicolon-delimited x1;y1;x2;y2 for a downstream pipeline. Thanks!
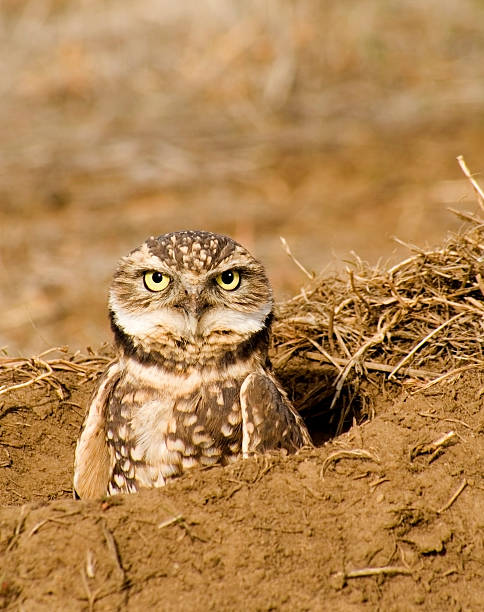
275;360;366;446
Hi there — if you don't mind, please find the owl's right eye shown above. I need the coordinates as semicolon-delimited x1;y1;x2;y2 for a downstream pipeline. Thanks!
143;271;171;292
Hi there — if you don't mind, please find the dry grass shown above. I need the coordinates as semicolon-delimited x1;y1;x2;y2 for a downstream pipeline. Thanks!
273;160;484;431
0;347;111;402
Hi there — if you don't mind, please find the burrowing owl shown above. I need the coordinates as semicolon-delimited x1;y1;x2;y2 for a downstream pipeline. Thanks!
74;230;311;499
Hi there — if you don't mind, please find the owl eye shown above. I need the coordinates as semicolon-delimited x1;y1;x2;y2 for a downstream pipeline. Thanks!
215;269;240;291
143;271;171;292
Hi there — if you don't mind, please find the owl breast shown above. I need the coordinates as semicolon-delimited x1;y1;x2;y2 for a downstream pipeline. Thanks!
105;355;253;495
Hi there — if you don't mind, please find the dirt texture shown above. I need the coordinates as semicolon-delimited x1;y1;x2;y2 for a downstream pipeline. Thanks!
0;365;482;611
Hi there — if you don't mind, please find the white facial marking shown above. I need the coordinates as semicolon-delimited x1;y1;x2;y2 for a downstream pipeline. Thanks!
111;296;188;341
199;303;271;337
111;288;271;342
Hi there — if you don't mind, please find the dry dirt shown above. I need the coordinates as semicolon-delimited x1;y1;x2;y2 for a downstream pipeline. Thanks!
0;365;482;611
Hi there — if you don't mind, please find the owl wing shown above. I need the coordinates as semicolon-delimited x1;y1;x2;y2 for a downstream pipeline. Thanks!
240;373;312;457
73;361;121;500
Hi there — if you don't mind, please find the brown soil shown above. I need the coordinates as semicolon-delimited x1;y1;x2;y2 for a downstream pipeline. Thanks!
0;365;482;611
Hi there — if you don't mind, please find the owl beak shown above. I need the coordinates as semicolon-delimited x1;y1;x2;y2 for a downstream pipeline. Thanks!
181;286;206;337
183;287;202;314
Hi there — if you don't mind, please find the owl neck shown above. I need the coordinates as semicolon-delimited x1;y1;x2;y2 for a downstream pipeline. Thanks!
110;312;273;371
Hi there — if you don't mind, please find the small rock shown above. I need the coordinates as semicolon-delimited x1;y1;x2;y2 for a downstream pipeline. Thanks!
408;525;452;554
32;403;53;420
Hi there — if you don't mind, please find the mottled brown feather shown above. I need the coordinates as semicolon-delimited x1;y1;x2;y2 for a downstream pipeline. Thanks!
73;363;119;499
240;373;312;456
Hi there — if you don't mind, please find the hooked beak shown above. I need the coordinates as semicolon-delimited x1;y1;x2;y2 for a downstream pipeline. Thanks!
180;286;207;338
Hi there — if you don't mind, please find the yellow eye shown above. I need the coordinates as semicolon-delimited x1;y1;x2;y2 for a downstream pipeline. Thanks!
215;269;240;291
143;271;171;292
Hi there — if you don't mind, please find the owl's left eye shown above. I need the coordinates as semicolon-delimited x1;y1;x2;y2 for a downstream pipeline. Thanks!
215;269;240;291
143;271;171;292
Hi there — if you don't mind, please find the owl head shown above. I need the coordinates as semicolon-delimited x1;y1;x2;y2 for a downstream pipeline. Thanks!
108;231;273;353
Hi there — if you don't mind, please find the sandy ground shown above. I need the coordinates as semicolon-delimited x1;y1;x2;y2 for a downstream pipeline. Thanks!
0;363;483;611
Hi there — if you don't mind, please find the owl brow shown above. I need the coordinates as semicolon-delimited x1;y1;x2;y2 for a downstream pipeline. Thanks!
138;265;173;277
209;265;246;279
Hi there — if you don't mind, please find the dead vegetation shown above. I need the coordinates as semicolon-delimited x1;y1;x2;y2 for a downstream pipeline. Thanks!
273;158;484;431
0;347;111;404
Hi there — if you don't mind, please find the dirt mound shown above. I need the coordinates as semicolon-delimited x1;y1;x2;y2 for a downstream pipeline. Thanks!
0;360;483;610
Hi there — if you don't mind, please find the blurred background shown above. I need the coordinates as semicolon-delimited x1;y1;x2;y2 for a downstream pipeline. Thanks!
1;0;484;355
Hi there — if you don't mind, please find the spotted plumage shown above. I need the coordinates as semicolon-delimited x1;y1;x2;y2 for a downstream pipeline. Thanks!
73;230;311;499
